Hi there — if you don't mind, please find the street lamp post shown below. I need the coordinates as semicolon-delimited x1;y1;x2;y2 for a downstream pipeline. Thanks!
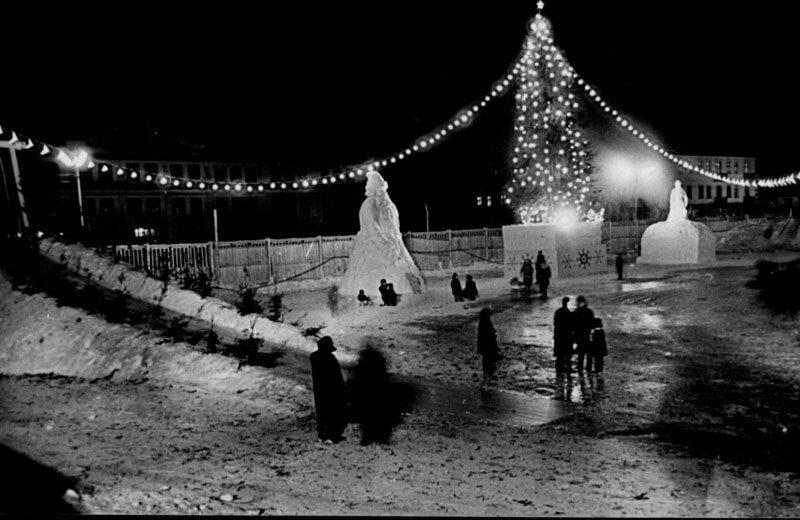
57;149;90;231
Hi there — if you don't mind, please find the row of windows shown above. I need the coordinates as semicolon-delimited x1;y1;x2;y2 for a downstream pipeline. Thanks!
685;184;751;200
681;158;753;175
475;196;494;207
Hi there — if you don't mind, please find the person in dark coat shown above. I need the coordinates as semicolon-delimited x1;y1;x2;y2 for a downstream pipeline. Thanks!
349;346;395;445
553;297;574;373
586;317;608;373
573;295;596;374
520;258;534;297
385;283;398;306
451;273;464;302
309;336;347;443
535;251;547;286
379;279;389;305
357;289;372;306
538;261;552;299
477;308;500;381
615;253;624;280
462;274;479;301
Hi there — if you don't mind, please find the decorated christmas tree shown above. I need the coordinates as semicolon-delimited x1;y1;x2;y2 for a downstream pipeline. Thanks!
505;13;603;225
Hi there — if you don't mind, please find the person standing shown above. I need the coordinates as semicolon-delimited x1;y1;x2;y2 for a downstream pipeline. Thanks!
385;283;398;306
586;317;608;374
615;253;624;281
535;251;546;286
538;261;552;299
553;297;573;373
451;273;464;302
463;274;479;301
520;258;534;297
379;279;389;306
477;308;500;381
309;336;347;443
573;295;595;374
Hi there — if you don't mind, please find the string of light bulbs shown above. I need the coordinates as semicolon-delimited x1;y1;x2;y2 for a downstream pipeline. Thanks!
0;59;517;193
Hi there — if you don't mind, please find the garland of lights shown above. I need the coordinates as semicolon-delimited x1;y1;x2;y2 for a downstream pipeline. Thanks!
1;6;798;194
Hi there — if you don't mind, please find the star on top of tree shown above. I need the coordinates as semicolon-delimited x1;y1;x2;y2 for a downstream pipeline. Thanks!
537;0;545;10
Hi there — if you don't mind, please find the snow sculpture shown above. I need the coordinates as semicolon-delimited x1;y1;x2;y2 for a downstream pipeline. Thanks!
338;171;425;297
638;180;716;265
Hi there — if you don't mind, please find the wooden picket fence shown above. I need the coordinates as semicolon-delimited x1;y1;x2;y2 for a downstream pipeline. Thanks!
111;228;504;287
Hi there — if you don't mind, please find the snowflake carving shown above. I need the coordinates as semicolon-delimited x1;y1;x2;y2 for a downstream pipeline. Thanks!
577;249;592;269
560;253;573;271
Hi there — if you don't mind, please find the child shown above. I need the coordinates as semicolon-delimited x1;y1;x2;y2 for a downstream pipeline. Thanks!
385;283;398;306
477;308;499;381
586;317;607;373
357;289;372;306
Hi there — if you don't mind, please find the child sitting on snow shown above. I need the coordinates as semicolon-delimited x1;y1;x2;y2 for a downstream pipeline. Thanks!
357;289;373;306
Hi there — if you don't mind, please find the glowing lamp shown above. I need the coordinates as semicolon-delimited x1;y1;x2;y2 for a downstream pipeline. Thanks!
130;172;138;179
212;183;219;190
159;177;168;186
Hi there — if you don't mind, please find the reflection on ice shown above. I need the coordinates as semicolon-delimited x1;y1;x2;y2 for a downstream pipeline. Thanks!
621;281;669;292
553;373;607;403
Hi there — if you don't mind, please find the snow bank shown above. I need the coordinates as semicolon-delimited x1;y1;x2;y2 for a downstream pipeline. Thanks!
0;273;309;404
37;239;318;355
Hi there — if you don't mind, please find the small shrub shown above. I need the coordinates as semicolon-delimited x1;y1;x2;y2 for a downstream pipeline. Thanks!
266;293;286;322
236;284;263;316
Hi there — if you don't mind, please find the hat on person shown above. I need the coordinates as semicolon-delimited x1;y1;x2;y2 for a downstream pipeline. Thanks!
562;297;570;304
576;295;586;303
317;336;336;352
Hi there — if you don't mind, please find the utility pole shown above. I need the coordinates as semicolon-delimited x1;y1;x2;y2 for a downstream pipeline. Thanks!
0;140;29;235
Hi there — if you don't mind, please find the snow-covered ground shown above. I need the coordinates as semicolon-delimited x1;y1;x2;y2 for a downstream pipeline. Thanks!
3;250;800;515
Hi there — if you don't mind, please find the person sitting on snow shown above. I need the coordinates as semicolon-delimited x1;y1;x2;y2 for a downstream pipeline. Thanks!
357;289;372;306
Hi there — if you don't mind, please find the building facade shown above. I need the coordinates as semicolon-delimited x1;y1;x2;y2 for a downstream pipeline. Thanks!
675;155;757;207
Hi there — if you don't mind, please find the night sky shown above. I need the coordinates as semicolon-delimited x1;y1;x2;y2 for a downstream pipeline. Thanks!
2;2;797;207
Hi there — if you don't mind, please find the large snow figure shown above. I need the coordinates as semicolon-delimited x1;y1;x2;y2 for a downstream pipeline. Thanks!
338;171;425;297
638;180;715;265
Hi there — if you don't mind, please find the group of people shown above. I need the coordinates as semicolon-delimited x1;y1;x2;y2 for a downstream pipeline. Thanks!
309;336;398;446
553;295;607;374
357;279;399;306
520;251;552;299
450;273;479;302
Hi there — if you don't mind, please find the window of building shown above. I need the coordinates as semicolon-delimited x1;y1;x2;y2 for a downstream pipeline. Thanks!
125;162;140;173
214;165;228;182
726;185;731;198
686;185;693;199
744;162;749;174
145;198;161;215
99;198;116;216
734;187;739;199
716;186;722;199
187;164;201;180
244;165;258;183
716;161;722;173
745;187;750;198
171;197;186;216
733;162;739;174
128;198;143;216
189;197;204;215
229;165;243;182
144;163;158;175
698;186;704;199
486;196;492;207
169;164;184;177
706;186;712;199
476;196;483;206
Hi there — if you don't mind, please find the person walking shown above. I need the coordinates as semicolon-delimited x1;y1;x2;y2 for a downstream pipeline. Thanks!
477;308;500;381
538;261;552;299
451;273;464;302
586;317;608;373
553;297;574;373
309;336;347;443
520;258;534;297
463;274;479;301
573;295;595;374
615;253;625;280
535;251;546;287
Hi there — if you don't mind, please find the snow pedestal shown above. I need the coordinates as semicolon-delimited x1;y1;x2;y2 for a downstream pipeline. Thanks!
338;171;425;298
502;223;607;279
638;219;716;265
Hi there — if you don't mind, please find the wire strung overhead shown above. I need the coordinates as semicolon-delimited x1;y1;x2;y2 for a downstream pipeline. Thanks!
1;5;797;192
